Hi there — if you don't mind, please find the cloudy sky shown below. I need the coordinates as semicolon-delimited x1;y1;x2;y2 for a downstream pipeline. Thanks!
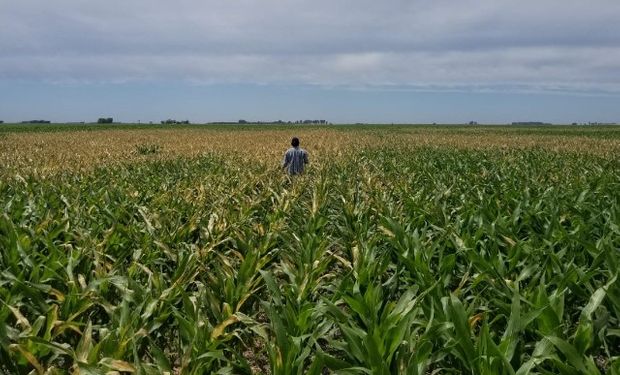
1;0;619;123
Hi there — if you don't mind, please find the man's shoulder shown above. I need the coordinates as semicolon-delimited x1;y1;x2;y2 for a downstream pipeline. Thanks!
288;147;307;153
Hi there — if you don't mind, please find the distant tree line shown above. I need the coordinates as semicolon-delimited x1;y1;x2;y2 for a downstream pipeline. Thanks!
235;119;330;125
2;119;333;125
294;120;329;124
237;119;286;124
161;119;190;124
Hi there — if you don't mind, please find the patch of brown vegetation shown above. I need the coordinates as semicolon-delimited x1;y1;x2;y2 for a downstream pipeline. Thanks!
1;127;618;177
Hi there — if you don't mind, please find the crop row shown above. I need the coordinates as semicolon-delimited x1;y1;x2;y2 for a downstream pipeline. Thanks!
1;144;619;374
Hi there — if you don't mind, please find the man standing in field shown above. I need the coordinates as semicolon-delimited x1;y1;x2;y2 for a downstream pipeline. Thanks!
282;137;309;175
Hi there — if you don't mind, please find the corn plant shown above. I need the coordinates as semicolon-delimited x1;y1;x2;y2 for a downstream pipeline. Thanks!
0;125;618;374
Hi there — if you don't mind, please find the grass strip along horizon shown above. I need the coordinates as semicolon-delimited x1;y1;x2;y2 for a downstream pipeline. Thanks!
0;125;619;374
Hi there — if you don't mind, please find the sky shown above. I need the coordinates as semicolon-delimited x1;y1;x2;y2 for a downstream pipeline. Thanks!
1;0;619;124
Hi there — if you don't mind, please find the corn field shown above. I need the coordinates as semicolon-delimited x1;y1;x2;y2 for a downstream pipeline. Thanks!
0;125;619;374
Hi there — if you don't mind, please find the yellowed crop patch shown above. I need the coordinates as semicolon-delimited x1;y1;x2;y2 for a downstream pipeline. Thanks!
1;126;618;177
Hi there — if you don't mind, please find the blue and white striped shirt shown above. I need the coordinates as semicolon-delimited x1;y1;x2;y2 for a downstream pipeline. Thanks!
282;147;309;175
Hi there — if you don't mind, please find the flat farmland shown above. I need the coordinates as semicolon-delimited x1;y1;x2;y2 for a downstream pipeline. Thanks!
1;124;619;374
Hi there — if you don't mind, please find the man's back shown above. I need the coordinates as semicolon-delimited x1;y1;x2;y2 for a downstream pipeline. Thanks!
282;146;309;175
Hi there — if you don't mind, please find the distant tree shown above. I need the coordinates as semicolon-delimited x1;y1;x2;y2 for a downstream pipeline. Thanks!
97;117;113;124
22;120;51;124
238;119;248;124
160;119;189;124
0;121;4;124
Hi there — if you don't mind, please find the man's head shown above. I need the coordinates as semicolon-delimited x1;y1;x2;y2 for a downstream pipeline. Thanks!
291;137;300;147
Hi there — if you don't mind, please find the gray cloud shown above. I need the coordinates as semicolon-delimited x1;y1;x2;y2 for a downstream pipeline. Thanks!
1;0;619;93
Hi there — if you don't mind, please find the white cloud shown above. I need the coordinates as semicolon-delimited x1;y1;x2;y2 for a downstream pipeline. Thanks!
1;0;619;93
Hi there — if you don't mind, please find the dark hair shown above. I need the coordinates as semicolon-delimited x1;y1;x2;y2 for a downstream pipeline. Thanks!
291;137;300;147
